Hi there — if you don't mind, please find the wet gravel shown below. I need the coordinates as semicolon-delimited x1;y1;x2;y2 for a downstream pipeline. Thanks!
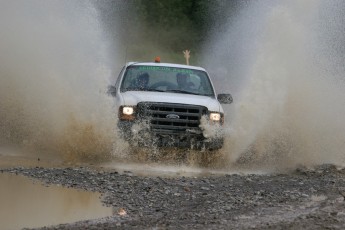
3;164;345;229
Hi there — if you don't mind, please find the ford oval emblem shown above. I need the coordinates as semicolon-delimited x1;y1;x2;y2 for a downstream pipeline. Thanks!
166;114;180;119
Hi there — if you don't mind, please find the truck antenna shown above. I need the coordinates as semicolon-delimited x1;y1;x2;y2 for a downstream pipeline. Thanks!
124;45;128;64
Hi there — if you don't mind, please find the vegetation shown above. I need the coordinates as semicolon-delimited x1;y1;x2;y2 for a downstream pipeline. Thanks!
97;0;239;65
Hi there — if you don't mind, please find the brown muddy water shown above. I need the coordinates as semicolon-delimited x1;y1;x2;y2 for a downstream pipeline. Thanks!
0;173;112;230
1;0;345;180
0;145;271;178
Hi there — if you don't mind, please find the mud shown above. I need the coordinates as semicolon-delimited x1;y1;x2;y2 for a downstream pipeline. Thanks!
1;1;345;229
2;161;345;229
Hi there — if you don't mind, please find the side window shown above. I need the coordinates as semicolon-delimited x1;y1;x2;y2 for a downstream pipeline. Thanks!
121;69;137;90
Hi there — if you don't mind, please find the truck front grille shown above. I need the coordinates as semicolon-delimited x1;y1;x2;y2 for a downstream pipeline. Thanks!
137;102;207;134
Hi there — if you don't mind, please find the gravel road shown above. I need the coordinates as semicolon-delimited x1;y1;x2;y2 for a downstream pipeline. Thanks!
2;164;345;229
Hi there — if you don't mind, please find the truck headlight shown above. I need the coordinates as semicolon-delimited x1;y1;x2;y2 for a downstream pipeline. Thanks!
210;112;221;121
123;107;134;115
119;106;136;120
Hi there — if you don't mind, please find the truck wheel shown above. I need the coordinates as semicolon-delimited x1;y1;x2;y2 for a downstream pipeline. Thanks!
128;145;151;162
186;149;225;168
199;150;226;168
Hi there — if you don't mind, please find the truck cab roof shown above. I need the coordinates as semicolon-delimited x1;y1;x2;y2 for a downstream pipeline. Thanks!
126;62;207;72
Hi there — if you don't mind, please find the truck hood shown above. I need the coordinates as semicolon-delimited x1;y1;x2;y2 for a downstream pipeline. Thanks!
121;91;222;112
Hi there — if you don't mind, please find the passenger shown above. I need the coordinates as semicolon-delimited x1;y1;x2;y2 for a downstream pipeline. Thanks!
176;73;194;90
137;72;149;89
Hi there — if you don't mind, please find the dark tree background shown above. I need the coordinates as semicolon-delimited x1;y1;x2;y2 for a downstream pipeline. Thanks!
96;0;240;65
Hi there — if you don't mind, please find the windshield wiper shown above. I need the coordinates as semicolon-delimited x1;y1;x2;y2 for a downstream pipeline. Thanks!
145;88;165;92
166;89;201;95
124;88;165;92
124;88;208;96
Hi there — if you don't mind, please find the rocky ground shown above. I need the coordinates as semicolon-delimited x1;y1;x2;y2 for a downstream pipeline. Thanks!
2;164;345;229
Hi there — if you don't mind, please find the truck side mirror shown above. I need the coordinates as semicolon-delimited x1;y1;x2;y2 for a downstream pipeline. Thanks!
107;85;117;97
217;93;233;104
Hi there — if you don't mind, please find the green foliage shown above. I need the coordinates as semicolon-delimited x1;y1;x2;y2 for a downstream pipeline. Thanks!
96;0;238;65
122;0;213;64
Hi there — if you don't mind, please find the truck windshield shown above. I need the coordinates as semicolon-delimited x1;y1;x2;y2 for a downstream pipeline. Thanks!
120;65;215;96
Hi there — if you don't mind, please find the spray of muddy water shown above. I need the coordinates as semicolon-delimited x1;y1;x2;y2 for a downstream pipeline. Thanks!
204;0;345;169
0;1;120;162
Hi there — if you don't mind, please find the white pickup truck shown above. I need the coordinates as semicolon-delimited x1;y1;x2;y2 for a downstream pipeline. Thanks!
108;62;232;150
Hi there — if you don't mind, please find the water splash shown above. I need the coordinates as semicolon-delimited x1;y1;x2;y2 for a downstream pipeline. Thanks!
204;0;345;168
0;1;118;162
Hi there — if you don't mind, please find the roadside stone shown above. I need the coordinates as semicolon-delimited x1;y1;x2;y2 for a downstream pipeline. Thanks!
2;164;345;229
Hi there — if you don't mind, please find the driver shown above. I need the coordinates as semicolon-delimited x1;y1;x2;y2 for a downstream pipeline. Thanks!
176;73;194;90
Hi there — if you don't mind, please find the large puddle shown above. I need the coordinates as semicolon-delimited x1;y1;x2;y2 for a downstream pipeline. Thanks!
0;173;112;230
